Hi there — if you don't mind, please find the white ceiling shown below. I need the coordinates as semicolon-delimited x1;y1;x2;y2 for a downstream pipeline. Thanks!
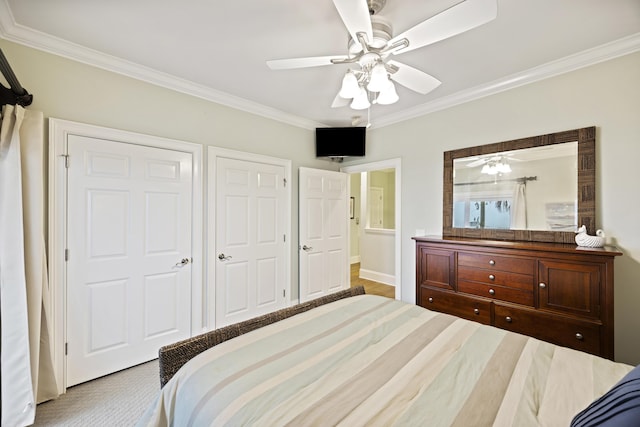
1;0;639;129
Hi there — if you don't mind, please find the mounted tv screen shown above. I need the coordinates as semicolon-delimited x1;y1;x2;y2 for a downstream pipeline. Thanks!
315;127;366;158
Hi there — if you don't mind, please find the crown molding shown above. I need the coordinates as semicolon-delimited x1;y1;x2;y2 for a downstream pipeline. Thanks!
0;0;323;130
1;0;638;130
373;32;640;129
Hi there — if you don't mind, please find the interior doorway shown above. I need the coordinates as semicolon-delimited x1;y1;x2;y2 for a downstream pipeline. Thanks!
341;159;401;300
298;167;349;302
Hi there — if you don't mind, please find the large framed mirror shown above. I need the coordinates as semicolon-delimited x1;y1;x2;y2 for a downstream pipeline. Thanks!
443;127;595;243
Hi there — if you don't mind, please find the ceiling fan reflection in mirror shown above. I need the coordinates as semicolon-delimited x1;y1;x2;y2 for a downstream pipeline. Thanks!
266;0;497;110
464;153;523;168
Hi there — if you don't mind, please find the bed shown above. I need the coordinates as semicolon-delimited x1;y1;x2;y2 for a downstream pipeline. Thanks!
139;287;637;426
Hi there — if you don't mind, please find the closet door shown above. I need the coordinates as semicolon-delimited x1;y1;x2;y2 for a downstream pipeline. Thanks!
66;135;193;386
214;156;288;327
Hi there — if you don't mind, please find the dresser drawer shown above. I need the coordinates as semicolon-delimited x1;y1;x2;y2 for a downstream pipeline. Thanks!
458;281;534;306
458;252;534;275
458;266;532;290
419;286;491;325
494;303;601;356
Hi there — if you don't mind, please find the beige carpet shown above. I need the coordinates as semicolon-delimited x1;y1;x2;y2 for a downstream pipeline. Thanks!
33;359;159;426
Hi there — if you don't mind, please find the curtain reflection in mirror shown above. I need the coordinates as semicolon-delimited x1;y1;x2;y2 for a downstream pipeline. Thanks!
511;183;527;229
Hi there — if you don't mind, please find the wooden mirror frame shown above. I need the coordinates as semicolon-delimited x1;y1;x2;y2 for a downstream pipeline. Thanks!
443;126;595;243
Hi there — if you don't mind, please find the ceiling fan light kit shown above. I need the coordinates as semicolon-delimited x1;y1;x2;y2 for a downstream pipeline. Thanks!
351;87;371;110
366;62;389;92
266;0;497;115
481;161;512;175
339;70;360;98
376;78;399;105
339;61;400;107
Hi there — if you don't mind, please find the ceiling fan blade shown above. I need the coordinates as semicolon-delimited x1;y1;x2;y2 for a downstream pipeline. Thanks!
332;0;373;49
331;92;351;108
267;55;349;70
387;60;441;95
502;153;524;161
467;158;487;167
389;0;497;55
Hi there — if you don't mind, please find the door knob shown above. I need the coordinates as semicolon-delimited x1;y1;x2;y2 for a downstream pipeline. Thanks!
218;253;232;261
302;245;313;251
174;258;191;267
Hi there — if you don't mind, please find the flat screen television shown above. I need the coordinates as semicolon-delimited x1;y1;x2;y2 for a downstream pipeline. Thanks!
315;127;366;158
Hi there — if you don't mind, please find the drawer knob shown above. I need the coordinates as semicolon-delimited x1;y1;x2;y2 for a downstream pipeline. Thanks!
539;282;546;288
474;308;480;315
428;297;434;303
488;288;495;295
505;316;512;323
576;333;584;341
489;274;495;280
489;260;495;265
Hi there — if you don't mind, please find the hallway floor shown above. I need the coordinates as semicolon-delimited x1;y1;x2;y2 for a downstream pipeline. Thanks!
350;263;395;298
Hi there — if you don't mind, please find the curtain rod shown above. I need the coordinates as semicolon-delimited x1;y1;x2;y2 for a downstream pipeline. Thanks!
454;176;537;187
0;48;33;107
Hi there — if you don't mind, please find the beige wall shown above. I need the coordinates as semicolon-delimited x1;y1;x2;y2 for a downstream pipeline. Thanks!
346;51;640;365
3;38;639;364
0;38;337;303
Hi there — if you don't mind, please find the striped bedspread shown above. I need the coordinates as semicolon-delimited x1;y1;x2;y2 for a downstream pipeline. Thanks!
138;295;632;426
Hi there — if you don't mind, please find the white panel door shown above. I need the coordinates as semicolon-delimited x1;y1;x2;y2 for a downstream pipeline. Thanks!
299;167;349;302
66;136;193;386
215;157;287;327
369;186;384;228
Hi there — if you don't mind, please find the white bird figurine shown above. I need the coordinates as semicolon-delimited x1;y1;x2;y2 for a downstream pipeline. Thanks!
575;225;606;248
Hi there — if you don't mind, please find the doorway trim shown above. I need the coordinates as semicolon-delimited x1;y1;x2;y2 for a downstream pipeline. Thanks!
49;118;203;393
207;147;292;330
341;158;401;300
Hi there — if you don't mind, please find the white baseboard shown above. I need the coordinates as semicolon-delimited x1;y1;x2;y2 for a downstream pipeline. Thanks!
359;268;395;287
350;256;361;264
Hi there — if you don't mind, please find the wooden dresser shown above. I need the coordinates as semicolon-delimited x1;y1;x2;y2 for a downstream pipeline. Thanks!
414;236;622;359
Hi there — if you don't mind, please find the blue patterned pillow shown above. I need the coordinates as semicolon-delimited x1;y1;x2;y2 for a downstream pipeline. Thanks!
571;364;640;427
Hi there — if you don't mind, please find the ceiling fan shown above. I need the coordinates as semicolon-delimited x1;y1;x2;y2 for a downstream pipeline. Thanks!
464;154;522;168
266;0;497;110
460;153;523;175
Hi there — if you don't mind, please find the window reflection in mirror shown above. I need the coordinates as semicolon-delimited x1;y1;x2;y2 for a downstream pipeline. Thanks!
452;142;578;231
454;199;511;229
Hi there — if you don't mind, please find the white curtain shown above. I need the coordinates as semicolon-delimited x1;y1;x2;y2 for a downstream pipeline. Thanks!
1;105;58;427
510;182;527;230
